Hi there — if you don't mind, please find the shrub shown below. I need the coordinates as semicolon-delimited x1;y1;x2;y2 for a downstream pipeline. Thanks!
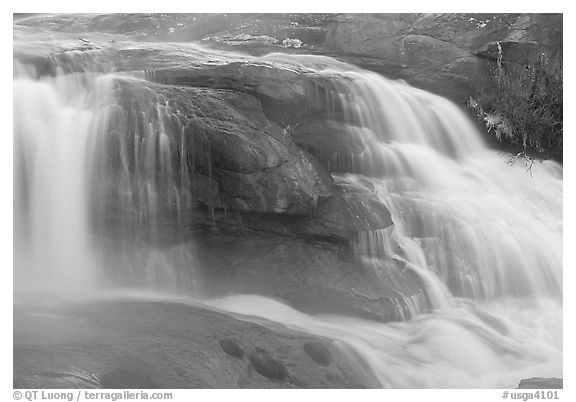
468;42;563;161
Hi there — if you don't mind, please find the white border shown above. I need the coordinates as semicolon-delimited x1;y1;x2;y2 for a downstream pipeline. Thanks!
4;2;573;401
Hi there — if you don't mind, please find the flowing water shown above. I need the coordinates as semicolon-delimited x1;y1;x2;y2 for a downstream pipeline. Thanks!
13;27;563;388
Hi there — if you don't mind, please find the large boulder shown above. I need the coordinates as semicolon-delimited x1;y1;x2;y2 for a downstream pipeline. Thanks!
147;62;334;128
109;78;333;216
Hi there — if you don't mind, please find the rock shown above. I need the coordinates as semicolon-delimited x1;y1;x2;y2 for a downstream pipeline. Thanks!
192;174;222;208
14;299;374;388
294;120;367;172
214;148;333;215
84;66;418;321
517;378;563;389
111;78;333;216
115;80;291;174
401;34;469;65
303;342;331;366
303;180;393;242
148;62;335;130
196;231;424;322
477;40;540;65
219;339;244;358
100;367;158;389
249;353;288;381
17;13;562;103
319;13;561;101
475;14;562;63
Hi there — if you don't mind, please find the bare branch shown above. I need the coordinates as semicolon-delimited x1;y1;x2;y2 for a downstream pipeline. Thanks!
507;151;535;177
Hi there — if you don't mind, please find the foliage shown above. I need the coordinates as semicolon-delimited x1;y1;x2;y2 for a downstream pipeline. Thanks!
468;42;563;160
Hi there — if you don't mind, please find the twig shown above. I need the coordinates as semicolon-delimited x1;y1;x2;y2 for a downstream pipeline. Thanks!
507;151;535;177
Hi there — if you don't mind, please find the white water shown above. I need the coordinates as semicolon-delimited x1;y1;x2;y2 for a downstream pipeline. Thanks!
13;69;200;294
13;34;562;388
13;72;116;292
301;64;562;303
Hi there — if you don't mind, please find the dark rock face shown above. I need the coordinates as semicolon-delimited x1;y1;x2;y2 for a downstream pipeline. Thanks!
110;78;333;216
147;62;333;128
213;148;333;214
303;182;393;242
196;231;424;321
294;120;367;172
517;378;563;389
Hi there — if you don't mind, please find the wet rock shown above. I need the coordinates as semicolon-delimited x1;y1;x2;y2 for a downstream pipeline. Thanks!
111;78;333;216
219;339;244;358
303;341;331;366
517;378;563;389
197;232;424;322
192;174;222;209
294;120;367;173
214;148;333;215
303;181;393;242
114;80;291;174
149;62;322;126
249;353;288;381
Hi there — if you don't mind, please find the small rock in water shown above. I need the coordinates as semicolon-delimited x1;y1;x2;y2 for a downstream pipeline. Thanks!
517;378;563;389
249;353;287;381
219;339;244;358
303;341;331;366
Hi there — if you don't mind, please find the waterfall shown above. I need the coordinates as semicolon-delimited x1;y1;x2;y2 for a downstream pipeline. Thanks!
292;60;562;306
13;67;201;295
13;70;114;293
13;36;562;388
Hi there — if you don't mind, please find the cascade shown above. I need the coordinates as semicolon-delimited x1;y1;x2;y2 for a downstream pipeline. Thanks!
13;33;562;388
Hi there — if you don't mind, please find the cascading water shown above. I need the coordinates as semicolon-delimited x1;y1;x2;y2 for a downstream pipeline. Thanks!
13;70;113;293
13;66;201;295
203;57;563;387
13;29;562;388
308;67;563;302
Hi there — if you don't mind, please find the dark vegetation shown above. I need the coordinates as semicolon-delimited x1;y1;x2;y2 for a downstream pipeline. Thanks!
469;42;563;162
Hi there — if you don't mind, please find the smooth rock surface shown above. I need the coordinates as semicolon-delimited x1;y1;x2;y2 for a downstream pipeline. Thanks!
13;299;375;388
